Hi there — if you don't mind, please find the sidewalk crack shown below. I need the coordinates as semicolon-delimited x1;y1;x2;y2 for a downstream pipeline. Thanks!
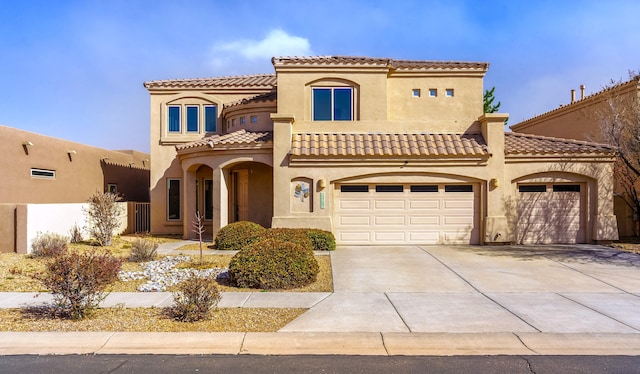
513;332;538;355
95;332;116;354
380;332;391;356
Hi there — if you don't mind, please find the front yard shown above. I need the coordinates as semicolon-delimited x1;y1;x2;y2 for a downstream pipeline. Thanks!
0;236;332;332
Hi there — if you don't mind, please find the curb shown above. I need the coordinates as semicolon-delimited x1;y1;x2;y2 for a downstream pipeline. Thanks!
1;332;640;356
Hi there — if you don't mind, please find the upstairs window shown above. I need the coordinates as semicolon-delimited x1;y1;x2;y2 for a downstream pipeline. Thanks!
167;103;218;134
312;87;353;121
445;89;454;97
168;106;181;132
186;106;199;132
204;105;217;132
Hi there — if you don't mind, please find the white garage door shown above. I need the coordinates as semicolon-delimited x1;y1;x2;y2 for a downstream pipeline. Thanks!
516;184;585;244
334;184;480;245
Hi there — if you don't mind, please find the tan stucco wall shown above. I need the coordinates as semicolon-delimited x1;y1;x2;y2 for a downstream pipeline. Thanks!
0;205;16;253
0;125;149;204
148;87;274;235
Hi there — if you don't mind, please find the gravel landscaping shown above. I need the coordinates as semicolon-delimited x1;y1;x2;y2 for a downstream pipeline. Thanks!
0;307;305;332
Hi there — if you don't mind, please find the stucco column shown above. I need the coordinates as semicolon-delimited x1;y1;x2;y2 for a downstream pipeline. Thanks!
211;166;228;238
270;113;294;226
183;169;197;239
594;162;619;241
479;113;510;243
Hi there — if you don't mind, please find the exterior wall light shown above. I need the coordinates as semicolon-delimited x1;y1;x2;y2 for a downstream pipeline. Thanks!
317;179;327;190
490;178;499;189
67;150;76;161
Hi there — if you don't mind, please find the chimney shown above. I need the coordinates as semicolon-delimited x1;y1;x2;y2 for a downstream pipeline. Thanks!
571;89;576;104
580;84;585;100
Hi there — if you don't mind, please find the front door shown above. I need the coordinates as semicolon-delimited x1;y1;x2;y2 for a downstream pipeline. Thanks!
235;170;249;221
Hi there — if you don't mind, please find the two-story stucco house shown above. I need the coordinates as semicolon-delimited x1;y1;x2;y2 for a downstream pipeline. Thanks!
145;56;619;245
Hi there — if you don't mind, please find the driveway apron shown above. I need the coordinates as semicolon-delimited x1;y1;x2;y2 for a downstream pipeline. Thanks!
280;245;640;334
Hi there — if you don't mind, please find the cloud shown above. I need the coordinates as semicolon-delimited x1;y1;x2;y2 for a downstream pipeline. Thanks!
213;29;313;60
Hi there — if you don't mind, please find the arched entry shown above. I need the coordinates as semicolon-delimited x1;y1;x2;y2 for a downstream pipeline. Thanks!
226;161;273;228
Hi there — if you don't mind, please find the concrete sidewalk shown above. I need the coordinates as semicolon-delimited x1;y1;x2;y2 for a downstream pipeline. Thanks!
1;244;640;356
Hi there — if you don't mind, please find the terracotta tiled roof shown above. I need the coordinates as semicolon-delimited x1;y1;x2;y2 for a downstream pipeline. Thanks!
505;132;615;155
226;91;277;109
144;74;276;89
272;56;488;71
176;130;273;151
290;133;490;158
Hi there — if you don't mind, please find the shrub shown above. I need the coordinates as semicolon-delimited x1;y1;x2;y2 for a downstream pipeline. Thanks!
31;232;69;258
129;238;158;262
228;238;319;289
35;249;123;319
84;191;124;246
260;228;314;251
306;229;336;251
214;221;266;251
170;274;221;322
69;224;84;244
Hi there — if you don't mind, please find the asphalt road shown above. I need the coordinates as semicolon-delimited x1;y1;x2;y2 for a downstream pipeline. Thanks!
1;355;640;373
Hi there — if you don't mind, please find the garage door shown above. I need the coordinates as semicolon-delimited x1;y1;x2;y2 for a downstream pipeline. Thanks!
516;184;585;244
334;184;480;245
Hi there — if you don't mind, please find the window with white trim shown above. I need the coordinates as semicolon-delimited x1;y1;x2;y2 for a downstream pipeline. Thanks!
312;87;353;121
168;106;181;132
31;168;55;179
186;106;199;132
167;179;181;220
204;105;217;132
445;88;454;97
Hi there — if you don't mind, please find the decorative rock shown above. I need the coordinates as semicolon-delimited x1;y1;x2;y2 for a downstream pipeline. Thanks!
118;255;228;292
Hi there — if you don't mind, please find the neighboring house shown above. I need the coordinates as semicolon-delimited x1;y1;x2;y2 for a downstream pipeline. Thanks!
0;124;150;203
511;77;640;236
0;125;151;253
146;56;618;245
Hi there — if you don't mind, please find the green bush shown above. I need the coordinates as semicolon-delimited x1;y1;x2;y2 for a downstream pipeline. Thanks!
129;238;158;262
31;232;69;258
260;228;314;251
35;249;123;319
214;221;266;251
306;229;336;251
228;238;319;289
170;274;221;322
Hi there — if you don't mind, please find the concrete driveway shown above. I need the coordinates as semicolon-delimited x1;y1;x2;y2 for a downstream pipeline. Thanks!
280;245;640;334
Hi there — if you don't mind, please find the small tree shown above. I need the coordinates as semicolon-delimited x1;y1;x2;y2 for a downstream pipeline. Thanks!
192;212;205;264
85;191;123;246
594;72;640;234
483;86;501;113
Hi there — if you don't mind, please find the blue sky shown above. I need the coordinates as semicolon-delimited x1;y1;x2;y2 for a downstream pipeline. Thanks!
1;0;639;153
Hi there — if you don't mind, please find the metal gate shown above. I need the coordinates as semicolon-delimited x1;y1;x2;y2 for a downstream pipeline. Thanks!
134;203;150;233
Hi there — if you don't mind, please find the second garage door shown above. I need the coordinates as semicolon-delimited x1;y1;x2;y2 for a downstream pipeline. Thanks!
515;184;585;244
334;184;480;245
